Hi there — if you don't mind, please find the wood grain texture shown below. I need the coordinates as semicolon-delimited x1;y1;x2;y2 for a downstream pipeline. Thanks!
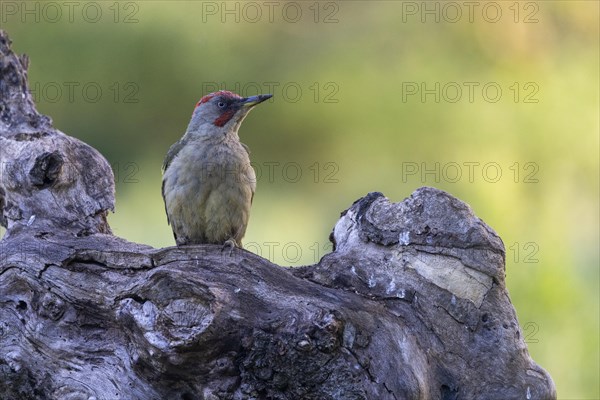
0;29;556;400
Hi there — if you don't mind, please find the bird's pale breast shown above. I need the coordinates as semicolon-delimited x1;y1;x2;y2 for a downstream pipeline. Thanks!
162;137;256;245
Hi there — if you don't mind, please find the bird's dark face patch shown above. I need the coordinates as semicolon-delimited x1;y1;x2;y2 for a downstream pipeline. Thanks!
196;90;241;109
213;109;236;127
210;92;244;127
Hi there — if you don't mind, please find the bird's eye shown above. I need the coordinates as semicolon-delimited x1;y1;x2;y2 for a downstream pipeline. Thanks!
217;102;226;108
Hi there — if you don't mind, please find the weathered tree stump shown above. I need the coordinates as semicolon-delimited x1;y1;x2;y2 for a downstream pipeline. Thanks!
0;30;556;400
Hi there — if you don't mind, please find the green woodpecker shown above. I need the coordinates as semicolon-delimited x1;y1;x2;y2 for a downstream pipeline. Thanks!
161;90;272;248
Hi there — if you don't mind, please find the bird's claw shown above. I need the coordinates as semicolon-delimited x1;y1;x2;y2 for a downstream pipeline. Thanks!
221;239;237;256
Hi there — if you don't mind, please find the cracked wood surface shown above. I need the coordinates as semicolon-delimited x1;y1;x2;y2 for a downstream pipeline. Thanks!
0;29;556;399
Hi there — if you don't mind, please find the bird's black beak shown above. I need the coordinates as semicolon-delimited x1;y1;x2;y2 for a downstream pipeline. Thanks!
240;94;273;108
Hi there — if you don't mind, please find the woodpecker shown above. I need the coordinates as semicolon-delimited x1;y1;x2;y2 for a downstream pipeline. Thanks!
161;90;272;248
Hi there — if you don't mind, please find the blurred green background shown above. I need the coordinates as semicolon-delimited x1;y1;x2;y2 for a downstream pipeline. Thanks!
1;1;598;397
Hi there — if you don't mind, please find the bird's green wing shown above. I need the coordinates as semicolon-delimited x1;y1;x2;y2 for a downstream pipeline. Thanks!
161;138;187;233
162;138;187;172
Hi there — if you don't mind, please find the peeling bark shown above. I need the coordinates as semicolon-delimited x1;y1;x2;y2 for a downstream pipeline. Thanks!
0;29;556;400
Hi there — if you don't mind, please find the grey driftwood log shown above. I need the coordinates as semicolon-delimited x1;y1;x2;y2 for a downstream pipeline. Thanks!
0;30;556;400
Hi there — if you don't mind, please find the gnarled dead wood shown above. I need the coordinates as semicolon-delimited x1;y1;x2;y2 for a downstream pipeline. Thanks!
0;29;555;400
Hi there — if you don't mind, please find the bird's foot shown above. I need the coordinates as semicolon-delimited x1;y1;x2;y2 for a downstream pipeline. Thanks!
221;239;237;256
